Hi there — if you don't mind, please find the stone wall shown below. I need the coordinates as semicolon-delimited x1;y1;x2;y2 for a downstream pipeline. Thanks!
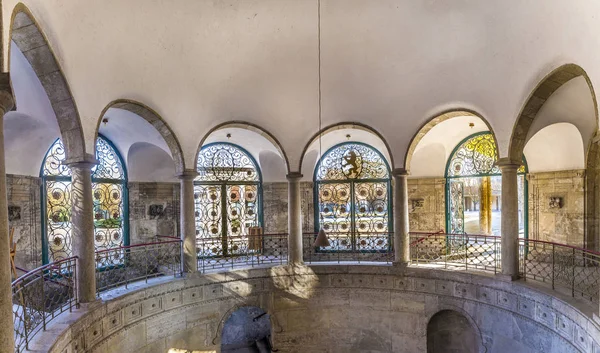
408;178;446;233
7;174;42;271
42;266;600;353
528;170;585;247
128;182;180;244
262;182;315;234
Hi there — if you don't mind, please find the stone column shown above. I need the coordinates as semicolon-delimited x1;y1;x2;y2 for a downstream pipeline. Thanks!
179;170;198;273
68;159;97;303
0;80;15;351
392;168;410;264
498;159;520;279
287;172;303;264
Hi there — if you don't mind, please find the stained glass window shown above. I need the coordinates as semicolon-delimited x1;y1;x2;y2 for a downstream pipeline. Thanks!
446;133;525;178
194;143;262;257
445;132;527;236
42;136;127;263
314;143;391;252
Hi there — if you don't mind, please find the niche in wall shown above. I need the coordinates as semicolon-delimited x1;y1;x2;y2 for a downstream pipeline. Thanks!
427;310;478;353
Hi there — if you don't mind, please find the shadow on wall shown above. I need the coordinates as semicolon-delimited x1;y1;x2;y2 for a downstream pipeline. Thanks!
427;310;478;353
221;306;272;353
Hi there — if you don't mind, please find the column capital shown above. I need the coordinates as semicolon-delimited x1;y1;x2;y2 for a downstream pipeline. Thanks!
392;168;409;177
286;172;303;181
0;73;14;113
496;157;521;170
65;153;98;170
177;169;198;180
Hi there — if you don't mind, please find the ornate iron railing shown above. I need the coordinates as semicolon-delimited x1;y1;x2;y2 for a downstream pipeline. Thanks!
12;257;78;353
96;239;182;293
303;232;394;263
409;232;600;303
12;238;182;351
197;233;288;272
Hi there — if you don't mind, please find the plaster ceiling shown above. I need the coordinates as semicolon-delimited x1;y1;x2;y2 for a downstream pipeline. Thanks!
3;0;600;173
523;123;585;173
5;40;60;176
409;116;488;178
99;107;173;166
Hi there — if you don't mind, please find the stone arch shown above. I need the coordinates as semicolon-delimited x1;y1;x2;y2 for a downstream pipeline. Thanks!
509;63;598;163
94;99;186;174
196;121;290;174
586;132;600;250
404;109;498;173
298;121;394;172
9;3;86;162
427;309;481;353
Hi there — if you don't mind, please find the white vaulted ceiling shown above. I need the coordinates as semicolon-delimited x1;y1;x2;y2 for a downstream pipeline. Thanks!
3;0;600;175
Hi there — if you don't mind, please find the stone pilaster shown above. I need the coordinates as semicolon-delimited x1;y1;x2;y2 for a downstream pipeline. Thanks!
393;168;410;264
287;172;303;264
498;158;521;280
0;76;14;351
178;170;198;273
67;158;97;303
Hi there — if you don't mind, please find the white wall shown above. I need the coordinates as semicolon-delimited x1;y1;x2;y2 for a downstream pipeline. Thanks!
5;0;600;169
127;142;177;182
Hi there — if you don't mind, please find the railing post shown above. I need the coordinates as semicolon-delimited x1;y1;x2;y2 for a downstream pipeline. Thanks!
572;247;576;298
552;244;555;290
464;234;468;270
42;275;47;330
494;238;497;274
522;239;527;280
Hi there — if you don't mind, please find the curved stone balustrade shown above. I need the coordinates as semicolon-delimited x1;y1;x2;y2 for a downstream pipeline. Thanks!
35;265;600;353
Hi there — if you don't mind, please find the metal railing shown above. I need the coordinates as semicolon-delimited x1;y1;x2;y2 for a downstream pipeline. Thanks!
197;233;288;272
409;232;600;303
12;238;182;352
12;257;77;353
96;239;182;293
12;230;600;352
303;232;394;264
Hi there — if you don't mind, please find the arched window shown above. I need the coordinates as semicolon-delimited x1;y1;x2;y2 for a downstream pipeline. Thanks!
314;142;391;251
194;143;262;257
41;136;128;263
445;132;527;235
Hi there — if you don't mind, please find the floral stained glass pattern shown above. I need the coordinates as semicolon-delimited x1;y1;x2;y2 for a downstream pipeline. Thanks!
195;143;261;257
315;143;391;252
42;137;127;263
447;133;526;178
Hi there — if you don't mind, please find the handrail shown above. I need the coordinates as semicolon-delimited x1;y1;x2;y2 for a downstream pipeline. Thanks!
409;232;600;304
95;238;181;254
12;256;78;288
409;230;444;246
12;256;78;353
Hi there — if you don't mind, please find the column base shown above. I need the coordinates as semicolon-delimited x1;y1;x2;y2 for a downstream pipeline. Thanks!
495;273;520;282
392;261;410;273
77;298;103;310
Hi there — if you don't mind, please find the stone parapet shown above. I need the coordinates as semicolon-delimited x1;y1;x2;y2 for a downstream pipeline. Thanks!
36;266;600;353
